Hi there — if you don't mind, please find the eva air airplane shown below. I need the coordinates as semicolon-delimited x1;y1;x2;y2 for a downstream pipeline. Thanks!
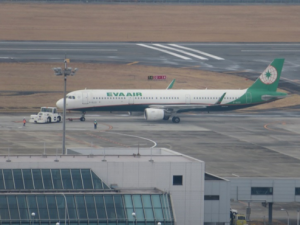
56;59;286;123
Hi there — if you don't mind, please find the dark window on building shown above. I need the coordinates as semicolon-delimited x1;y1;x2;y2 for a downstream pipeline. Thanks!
173;175;183;186
295;188;300;195
251;187;273;195
204;195;220;200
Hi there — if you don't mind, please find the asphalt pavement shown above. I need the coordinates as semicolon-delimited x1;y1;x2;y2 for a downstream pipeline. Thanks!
1;41;299;93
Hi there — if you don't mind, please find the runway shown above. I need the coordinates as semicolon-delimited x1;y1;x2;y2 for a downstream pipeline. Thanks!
1;41;300;93
1;111;300;178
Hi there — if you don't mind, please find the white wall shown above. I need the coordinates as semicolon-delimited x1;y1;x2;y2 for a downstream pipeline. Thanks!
96;161;205;225
228;178;300;202
204;180;230;224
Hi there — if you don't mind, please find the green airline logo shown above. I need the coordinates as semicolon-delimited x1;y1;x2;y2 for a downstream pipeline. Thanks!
107;92;142;97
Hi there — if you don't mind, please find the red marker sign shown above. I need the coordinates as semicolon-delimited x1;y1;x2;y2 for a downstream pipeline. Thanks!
148;76;167;80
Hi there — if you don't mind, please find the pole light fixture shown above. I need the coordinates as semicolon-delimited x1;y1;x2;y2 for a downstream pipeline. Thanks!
281;208;289;225
132;212;136;225
297;208;300;225
31;212;35;225
53;58;78;155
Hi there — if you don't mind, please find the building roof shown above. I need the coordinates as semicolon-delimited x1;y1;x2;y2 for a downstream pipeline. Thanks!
0;148;203;164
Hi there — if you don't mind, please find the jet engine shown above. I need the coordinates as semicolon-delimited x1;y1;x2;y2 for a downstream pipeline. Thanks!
144;108;164;121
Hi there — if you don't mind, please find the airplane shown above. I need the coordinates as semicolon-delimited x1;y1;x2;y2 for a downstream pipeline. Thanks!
56;59;287;123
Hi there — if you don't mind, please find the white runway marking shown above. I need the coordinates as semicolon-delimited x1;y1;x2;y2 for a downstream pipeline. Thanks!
241;50;300;52
137;44;190;60
0;57;13;59
169;44;224;60
153;44;208;60
107;131;157;148
180;43;300;46
0;48;117;51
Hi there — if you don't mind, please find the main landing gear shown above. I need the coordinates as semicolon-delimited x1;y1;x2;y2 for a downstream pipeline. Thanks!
172;117;180;123
80;112;86;122
163;114;180;123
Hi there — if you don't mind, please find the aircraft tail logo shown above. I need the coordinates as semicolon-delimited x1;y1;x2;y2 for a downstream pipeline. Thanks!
248;58;284;92
259;65;277;84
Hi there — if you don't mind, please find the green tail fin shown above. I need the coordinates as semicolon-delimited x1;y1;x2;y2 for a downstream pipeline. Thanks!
248;58;284;92
166;79;176;89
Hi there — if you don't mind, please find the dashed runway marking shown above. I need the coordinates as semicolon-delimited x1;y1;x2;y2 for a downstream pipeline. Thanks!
137;43;224;61
169;44;224;60
153;44;208;60
137;44;191;60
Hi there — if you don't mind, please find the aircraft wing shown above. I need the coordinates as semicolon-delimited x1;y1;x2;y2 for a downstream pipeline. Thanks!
149;104;208;113
149;92;226;113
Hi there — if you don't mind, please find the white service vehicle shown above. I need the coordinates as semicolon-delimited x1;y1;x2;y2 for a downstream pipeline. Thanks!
29;107;61;124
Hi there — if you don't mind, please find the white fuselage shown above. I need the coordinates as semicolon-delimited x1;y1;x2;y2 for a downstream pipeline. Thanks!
56;89;248;112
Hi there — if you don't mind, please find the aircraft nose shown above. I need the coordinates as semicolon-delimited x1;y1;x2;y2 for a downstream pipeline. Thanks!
56;99;64;109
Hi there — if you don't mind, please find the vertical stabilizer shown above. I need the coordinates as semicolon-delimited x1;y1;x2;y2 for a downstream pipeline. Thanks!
248;59;284;92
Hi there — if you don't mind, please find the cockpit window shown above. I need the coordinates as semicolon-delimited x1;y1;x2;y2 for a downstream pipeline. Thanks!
67;96;75;99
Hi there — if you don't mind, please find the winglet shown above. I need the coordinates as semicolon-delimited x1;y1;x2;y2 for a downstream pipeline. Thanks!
215;92;226;105
166;79;176;90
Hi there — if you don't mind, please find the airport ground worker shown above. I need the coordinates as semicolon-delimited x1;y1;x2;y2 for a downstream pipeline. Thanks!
94;120;97;129
23;118;26;126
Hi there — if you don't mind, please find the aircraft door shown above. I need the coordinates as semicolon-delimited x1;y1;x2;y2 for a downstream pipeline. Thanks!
185;94;191;104
128;96;134;105
82;92;89;104
246;92;252;103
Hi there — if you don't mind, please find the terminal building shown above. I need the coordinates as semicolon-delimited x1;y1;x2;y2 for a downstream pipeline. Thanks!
1;147;297;225
0;148;211;225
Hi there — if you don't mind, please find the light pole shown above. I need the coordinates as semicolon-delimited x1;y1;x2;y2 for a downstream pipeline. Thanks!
297;209;299;225
53;59;78;155
132;212;136;225
281;208;289;225
31;212;35;225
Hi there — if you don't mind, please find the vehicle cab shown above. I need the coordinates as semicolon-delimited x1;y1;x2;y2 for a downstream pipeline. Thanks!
29;107;61;124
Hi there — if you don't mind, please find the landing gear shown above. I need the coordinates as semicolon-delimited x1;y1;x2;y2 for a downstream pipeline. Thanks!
172;117;180;123
80;112;86;122
163;116;170;120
